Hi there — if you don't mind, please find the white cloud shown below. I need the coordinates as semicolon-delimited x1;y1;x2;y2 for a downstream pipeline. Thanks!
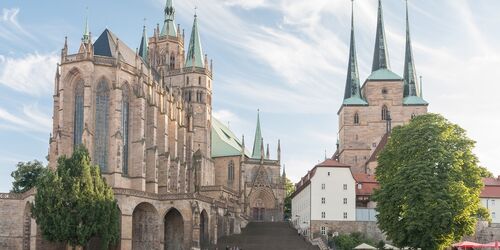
0;53;58;96
0;104;51;134
222;0;269;9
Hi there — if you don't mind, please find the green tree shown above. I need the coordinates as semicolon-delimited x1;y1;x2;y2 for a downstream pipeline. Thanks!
31;146;120;250
284;177;295;220
374;114;488;250
11;160;46;193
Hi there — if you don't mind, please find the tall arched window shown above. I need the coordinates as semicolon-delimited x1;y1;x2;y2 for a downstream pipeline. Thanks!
122;85;130;176
186;76;190;85
169;54;175;70
74;80;84;148
198;76;201;85
381;105;389;121
354;113;360;125
228;160;234;184
95;80;110;172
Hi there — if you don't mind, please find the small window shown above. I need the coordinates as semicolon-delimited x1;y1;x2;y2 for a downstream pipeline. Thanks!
321;197;325;204
354;113;360;125
493;200;496;206
321;183;325;190
198;76;202;85
343;184;348;190
493;212;496;219
357;183;362;189
343;212;348;219
328;172;331;176
320;226;327;235
382;88;388;94
186;76;190;85
321;212;326;218
382;105;389;120
343;198;347;204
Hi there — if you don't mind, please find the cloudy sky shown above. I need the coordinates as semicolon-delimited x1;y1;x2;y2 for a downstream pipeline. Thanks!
1;0;499;192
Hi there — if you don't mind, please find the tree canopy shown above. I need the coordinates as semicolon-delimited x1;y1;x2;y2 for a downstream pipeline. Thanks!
284;177;295;220
10;160;46;193
31;146;120;249
374;113;489;250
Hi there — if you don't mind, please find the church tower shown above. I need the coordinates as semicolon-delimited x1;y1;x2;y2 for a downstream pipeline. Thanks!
337;0;428;174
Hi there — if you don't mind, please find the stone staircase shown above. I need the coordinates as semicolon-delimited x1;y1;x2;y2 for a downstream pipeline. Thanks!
211;222;319;250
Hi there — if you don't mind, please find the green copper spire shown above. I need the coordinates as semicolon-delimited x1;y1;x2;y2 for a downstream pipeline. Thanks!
139;25;149;63
185;14;205;68
343;0;367;106
161;0;178;37
403;0;418;97
251;110;263;159
372;0;390;72
82;10;90;43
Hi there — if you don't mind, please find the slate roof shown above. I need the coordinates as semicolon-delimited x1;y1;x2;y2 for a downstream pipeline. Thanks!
211;118;250;158
367;68;402;81
185;15;205;68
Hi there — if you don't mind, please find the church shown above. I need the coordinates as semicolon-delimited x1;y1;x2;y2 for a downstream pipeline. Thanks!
0;1;285;249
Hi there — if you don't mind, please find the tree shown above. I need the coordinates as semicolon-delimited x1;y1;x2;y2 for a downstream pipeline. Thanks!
11;160;46;193
374;113;489;250
284;177;295;220
31;146;120;250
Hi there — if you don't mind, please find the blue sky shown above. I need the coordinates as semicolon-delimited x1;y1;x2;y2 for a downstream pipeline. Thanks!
1;0;500;192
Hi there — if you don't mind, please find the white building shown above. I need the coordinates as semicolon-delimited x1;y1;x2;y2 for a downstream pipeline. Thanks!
481;177;500;224
291;159;356;237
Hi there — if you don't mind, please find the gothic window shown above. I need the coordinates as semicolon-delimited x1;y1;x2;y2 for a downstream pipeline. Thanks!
381;105;389;121
169;53;175;69
354;113;360;125
74;80;84;148
188;91;192;102
186;76;190;85
122;85;130;176
94;80;110;172
198;77;201;85
227;161;234;183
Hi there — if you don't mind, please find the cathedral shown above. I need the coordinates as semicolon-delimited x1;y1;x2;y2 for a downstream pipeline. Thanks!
41;0;285;249
335;0;429;174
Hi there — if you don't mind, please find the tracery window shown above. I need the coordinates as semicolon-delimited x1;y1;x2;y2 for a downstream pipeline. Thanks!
169;53;175;70
94;80;110;172
122;85;130;175
381;105;389;121
74;80;84;148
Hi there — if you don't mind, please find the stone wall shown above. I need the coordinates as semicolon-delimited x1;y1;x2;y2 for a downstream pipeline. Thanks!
0;197;24;250
310;220;386;241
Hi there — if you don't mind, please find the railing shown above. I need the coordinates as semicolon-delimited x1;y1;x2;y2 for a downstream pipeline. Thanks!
94;56;116;66
310;237;330;250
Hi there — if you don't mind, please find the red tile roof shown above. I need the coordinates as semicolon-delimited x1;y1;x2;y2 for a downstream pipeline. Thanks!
353;173;379;196
481;177;500;198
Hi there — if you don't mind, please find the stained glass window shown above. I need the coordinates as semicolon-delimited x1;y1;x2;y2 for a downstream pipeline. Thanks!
94;80;110;172
228;160;234;182
74;80;84;148
122;85;130;176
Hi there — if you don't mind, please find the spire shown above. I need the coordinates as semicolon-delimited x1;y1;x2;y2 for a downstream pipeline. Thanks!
82;9;90;44
277;139;281;162
282;164;287;179
161;0;178;37
420;76;423;98
372;0;390;72
403;0;418;97
185;13;205;68
266;144;270;159
252;110;263;159
139;25;149;63
343;0;366;106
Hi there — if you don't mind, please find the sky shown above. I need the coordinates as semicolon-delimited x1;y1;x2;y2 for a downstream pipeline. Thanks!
1;0;500;192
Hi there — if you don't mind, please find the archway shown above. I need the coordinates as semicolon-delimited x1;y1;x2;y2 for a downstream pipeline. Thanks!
132;202;160;250
200;210;209;249
248;187;277;221
164;208;184;250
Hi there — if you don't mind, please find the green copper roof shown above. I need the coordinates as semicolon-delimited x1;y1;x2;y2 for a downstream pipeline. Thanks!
161;0;178;37
403;96;428;106
251;111;263;159
211;118;250;158
343;1;367;106
185;14;205;68
403;0;419;98
138;26;149;63
372;0;391;72
367;68;402;81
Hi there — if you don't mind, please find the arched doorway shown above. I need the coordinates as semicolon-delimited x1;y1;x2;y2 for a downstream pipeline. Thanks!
132;202;159;250
23;202;31;250
200;210;209;249
249;187;277;221
164;208;184;250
